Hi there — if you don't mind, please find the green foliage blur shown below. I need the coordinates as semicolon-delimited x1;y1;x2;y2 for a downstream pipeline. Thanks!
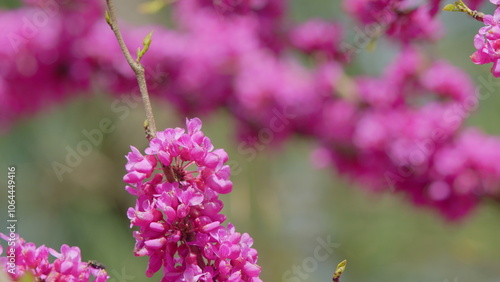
1;0;500;281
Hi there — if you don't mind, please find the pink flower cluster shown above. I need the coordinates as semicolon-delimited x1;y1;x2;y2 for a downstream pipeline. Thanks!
471;0;500;76
124;118;261;281
0;0;103;132
0;233;108;281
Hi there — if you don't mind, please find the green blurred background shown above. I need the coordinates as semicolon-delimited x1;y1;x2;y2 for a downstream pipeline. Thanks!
1;0;500;281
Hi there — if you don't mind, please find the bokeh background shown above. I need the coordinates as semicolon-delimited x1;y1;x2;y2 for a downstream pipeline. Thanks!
1;0;500;281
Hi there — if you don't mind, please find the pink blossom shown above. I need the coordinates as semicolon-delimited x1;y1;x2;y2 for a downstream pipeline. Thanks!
124;118;261;280
289;20;347;61
313;49;483;220
0;0;103;132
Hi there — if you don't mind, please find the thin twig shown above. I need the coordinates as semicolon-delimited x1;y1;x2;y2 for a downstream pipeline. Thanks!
106;0;157;139
444;0;485;22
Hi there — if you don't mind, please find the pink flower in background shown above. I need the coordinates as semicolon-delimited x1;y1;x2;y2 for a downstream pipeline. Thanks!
289;20;347;61
385;4;442;42
311;48;486;220
0;0;103;132
343;0;399;25
0;234;109;281
471;0;500;76
124;118;261;281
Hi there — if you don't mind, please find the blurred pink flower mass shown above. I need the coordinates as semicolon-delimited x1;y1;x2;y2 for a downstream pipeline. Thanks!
1;0;499;220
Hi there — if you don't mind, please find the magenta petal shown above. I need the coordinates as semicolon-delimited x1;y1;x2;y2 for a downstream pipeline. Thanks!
149;222;165;232
494;6;500;21
126;207;137;220
218;260;230;276
191;145;206;162
144;238;166;249
134;157;155;173
473;34;485;50
218;243;231;258
207;175;233;194
125;185;138;196
186;117;202;134
204;201;223;215
228;270;242;282
204;153;220;169
176;204;189;218
146;255;163;277
188;191;204;206
164;206;177;222
492;59;500;77
217;165;231;179
201;221;220;232
213;149;229;163
123;171;145;183
59;260;74;274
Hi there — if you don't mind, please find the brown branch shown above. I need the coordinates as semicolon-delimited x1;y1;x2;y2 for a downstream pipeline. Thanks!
105;0;157;139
